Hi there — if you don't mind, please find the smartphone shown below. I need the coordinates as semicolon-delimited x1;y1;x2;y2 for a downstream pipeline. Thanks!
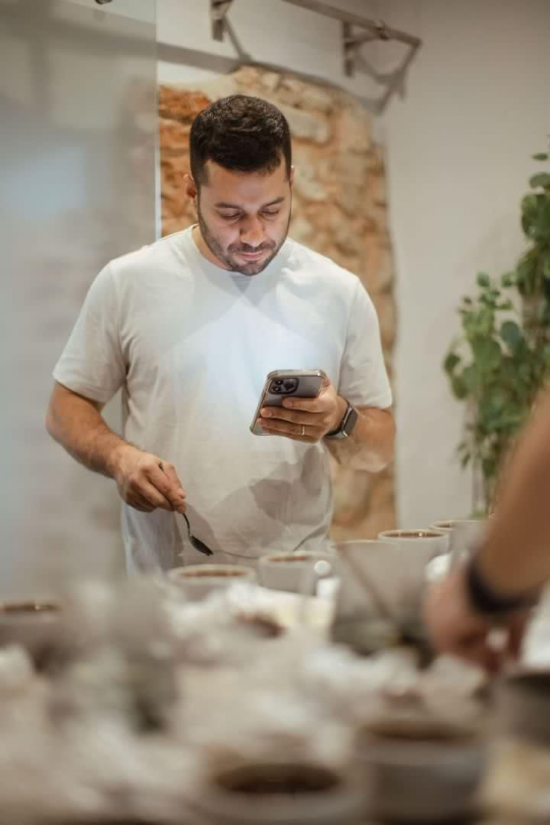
250;369;326;436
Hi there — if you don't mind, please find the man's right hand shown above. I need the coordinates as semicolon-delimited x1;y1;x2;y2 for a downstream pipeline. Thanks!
112;445;186;514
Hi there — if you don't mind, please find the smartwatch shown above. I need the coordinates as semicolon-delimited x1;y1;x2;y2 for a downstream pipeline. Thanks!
325;399;358;440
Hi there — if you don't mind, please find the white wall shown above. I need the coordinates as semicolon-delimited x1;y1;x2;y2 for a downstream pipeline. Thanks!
156;0;550;527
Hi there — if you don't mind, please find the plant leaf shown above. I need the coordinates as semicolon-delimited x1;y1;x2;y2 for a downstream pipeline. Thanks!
530;172;550;189
521;194;542;237
517;251;538;295
532;153;549;161
501;271;516;288
500;320;523;352
462;364;480;392
471;337;502;371
443;352;461;374
477;272;490;288
534;199;550;244
451;376;468;400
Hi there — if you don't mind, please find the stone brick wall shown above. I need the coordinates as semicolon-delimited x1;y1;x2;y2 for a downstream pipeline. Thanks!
159;67;396;539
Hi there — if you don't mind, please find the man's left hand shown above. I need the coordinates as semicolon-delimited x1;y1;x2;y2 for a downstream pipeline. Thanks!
258;377;346;442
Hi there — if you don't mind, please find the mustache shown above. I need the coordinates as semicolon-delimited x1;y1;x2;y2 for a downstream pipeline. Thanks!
229;243;275;253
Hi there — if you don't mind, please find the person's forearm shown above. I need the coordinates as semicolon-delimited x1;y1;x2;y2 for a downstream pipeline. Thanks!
46;387;131;480
325;405;395;472
477;391;550;595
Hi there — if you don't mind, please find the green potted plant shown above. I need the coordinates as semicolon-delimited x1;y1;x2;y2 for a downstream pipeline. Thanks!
444;143;550;514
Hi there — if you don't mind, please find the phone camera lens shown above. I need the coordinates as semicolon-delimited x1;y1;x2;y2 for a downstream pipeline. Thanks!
274;379;283;385
283;379;297;390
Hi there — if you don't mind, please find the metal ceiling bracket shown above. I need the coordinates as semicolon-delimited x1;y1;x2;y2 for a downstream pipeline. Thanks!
343;22;374;78
343;19;396;78
282;0;421;111
342;22;354;78
210;0;234;43
202;0;422;114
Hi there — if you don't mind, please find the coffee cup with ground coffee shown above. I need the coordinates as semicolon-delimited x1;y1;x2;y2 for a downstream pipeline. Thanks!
168;564;256;602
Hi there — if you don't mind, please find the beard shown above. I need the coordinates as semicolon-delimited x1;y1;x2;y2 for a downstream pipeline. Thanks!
197;199;291;276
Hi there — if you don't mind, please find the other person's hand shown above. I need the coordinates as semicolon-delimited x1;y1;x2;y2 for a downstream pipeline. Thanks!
258;376;347;442
423;565;529;673
113;446;186;514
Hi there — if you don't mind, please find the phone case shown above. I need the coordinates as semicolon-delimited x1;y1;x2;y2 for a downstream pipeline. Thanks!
249;369;326;436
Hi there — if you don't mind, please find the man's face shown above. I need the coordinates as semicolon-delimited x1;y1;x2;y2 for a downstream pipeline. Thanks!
189;160;293;276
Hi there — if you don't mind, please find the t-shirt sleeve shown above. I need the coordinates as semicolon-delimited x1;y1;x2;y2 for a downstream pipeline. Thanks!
52;263;126;405
338;279;393;409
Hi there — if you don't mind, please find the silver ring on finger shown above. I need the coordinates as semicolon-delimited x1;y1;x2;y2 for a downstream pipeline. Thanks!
301;425;305;437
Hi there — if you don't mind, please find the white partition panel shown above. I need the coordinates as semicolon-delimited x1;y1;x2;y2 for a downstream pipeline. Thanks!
0;0;157;594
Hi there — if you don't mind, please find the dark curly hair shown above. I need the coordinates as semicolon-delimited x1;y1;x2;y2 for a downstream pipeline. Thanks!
189;95;292;187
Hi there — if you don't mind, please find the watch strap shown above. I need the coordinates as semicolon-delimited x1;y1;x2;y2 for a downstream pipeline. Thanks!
465;555;540;616
325;399;357;439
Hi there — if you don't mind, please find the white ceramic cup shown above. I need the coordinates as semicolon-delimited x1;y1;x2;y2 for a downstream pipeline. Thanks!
336;535;443;628
188;761;364;825
258;551;335;595
0;599;62;666
495;666;550;745
430;518;487;562
377;529;449;618
378;528;449;554
378;529;449;565
168;564;256;601
334;539;408;621
429;519;467;533
356;717;486;823
331;539;410;654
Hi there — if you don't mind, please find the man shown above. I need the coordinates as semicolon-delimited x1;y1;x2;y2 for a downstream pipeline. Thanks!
424;390;550;671
47;95;394;573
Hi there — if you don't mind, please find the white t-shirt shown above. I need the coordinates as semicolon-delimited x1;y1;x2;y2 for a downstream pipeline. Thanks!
54;227;392;572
